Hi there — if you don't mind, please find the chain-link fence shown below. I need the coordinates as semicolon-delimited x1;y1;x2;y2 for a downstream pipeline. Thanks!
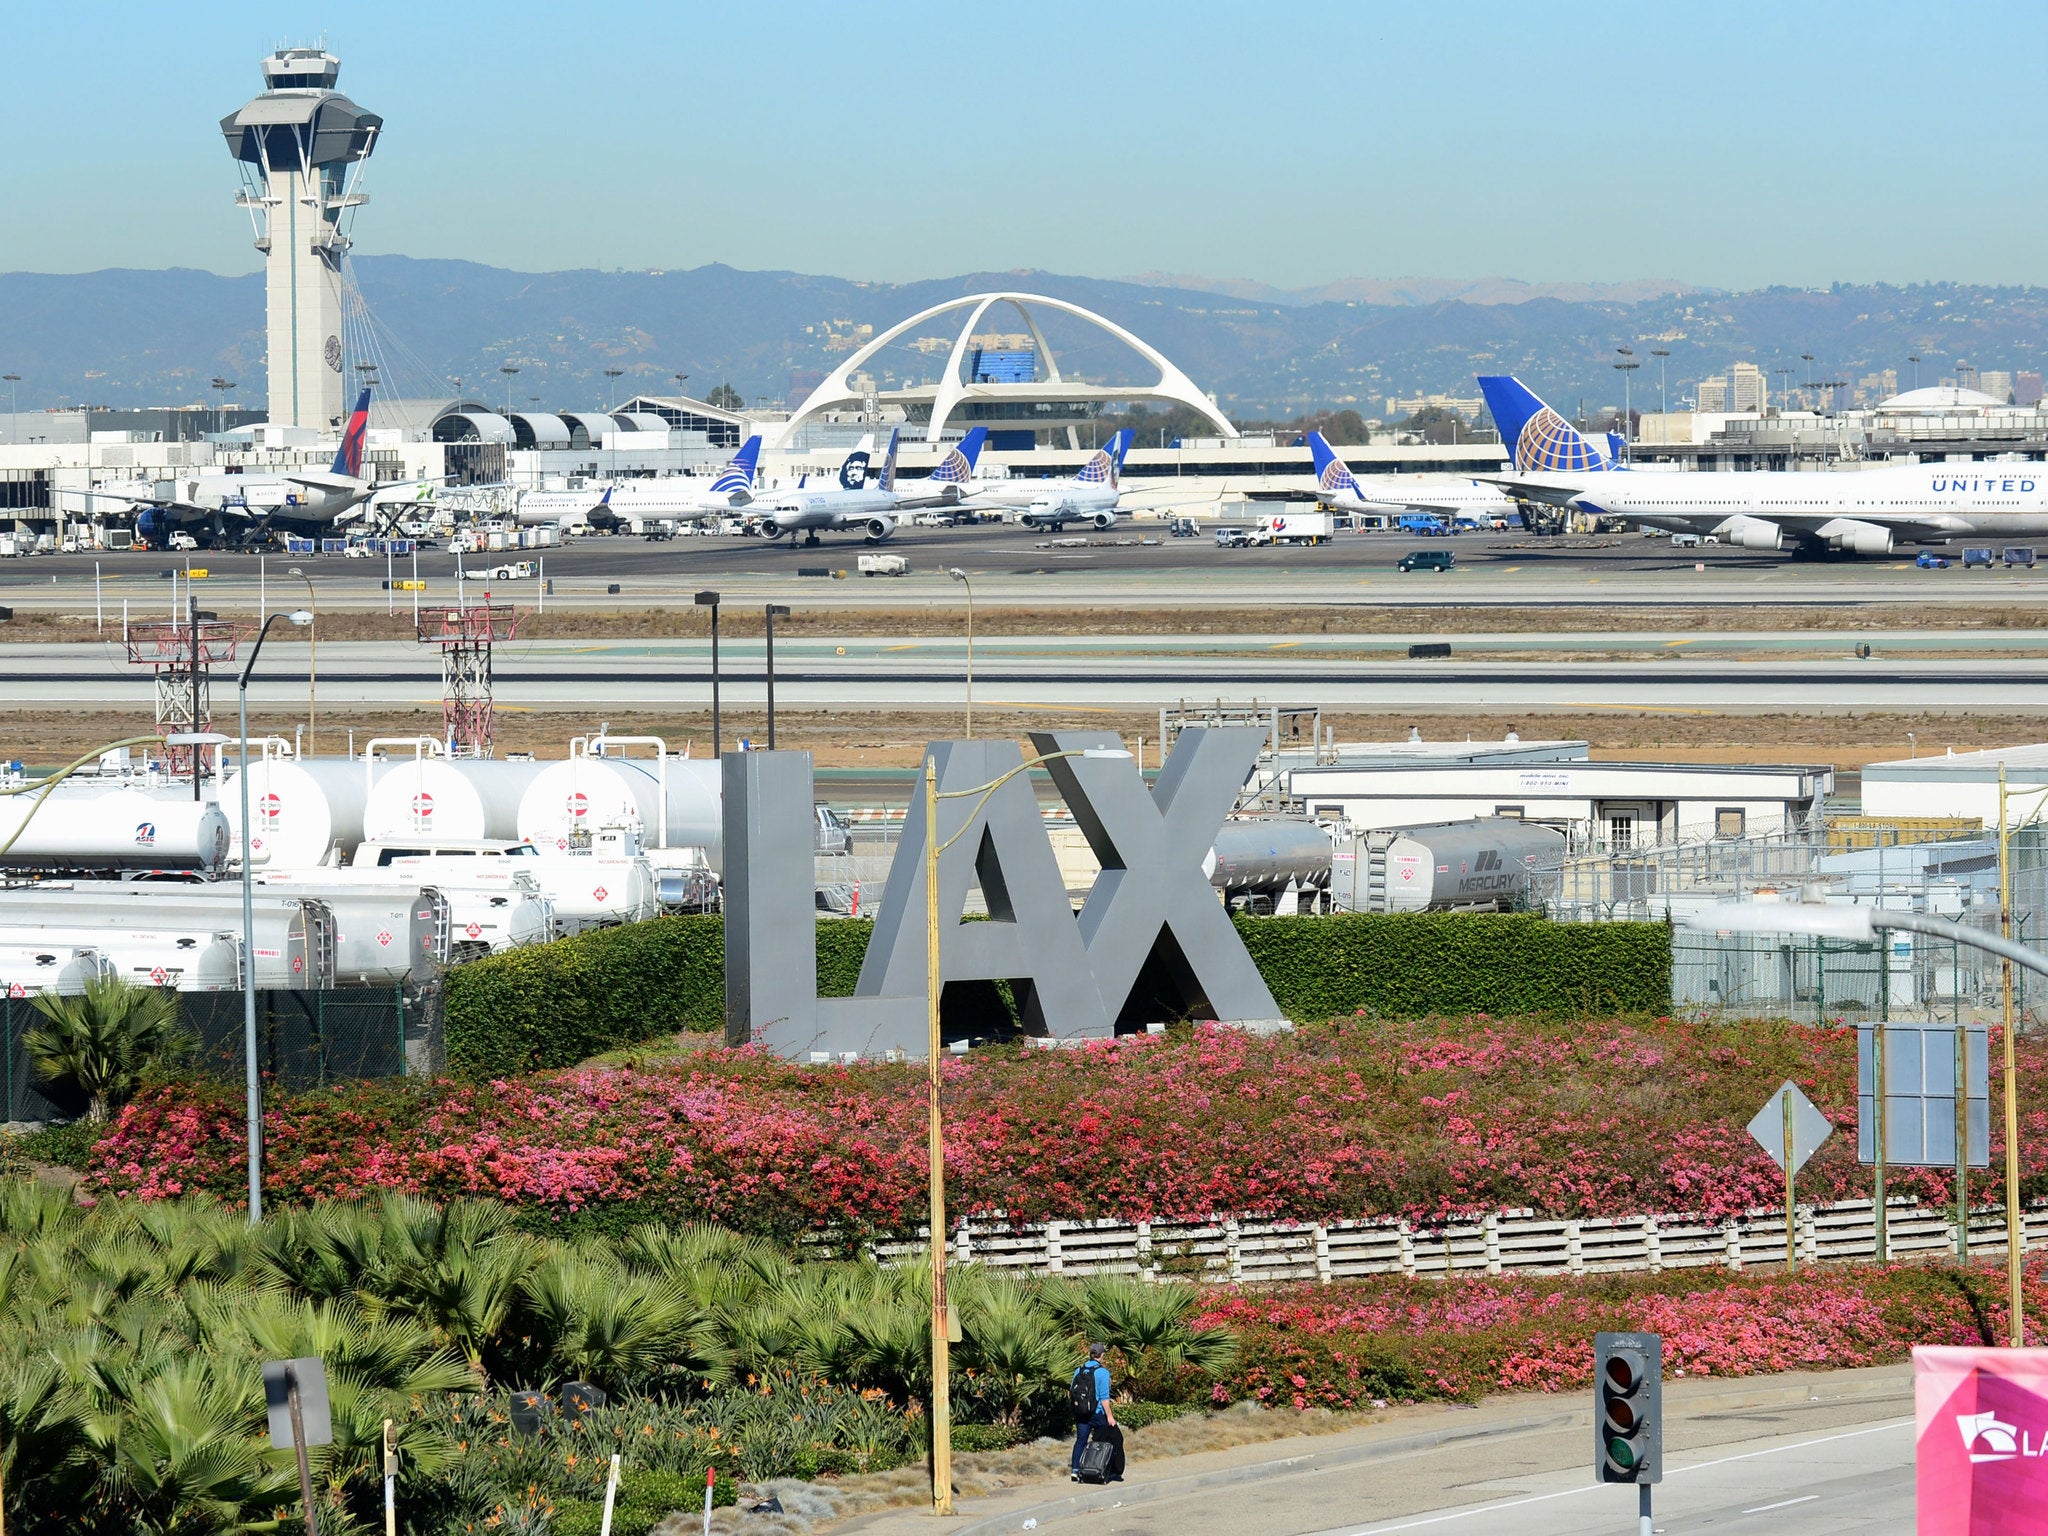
1;985;438;1123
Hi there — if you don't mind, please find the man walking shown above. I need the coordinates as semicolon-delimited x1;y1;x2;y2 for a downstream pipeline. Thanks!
1070;1341;1122;1482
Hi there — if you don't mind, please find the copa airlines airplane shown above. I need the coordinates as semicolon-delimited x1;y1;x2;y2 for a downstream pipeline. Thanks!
1481;374;2048;554
962;430;1133;530
512;436;765;530
1305;378;1624;523
79;389;382;547
755;427;987;545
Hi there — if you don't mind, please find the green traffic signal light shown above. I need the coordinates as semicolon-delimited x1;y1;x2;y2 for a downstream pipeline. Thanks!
1593;1332;1663;1485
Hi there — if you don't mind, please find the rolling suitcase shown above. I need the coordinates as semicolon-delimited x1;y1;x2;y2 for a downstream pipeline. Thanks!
1076;1436;1116;1484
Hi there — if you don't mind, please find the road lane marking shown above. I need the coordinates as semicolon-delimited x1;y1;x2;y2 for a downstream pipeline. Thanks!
1326;1418;1910;1535
1741;1494;1819;1513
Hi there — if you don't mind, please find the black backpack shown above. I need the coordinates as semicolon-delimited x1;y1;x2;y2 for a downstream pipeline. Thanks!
1069;1363;1100;1422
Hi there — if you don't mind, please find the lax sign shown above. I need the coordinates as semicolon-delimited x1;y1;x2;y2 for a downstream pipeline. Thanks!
723;729;1283;1059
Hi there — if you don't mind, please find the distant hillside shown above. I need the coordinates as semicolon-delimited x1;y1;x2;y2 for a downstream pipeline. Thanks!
4;259;2048;422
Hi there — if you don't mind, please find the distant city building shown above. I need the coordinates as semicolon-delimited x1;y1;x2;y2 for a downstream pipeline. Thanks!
1978;369;2015;403
1383;392;1485;420
1730;362;1769;413
1696;375;1729;412
2020;372;2044;407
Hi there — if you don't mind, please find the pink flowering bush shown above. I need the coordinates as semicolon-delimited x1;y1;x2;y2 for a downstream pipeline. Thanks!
1201;1258;2048;1407
90;1015;2048;1234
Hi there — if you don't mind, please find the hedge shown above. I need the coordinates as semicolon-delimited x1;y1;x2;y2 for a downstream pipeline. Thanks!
443;911;1671;1076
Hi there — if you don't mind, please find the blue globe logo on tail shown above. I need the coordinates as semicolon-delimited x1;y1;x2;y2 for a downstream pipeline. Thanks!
1477;376;1614;474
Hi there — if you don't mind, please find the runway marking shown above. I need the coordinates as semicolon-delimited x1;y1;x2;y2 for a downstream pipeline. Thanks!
1325;1418;1910;1534
983;701;1121;713
1741;1493;1819;1514
1664;639;1695;648
883;644;921;652
1270;641;1305;650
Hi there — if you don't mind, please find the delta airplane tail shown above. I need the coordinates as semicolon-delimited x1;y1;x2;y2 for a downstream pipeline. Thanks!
1477;376;1613;473
929;426;988;485
709;435;762;495
331;387;371;477
878;428;901;493
1307;432;1363;499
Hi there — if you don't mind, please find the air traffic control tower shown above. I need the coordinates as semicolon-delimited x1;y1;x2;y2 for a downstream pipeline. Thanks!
221;48;381;429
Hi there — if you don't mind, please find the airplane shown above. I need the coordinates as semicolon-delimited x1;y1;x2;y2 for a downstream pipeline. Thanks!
752;427;988;546
961;430;1132;530
1302;378;1625;527
108;389;383;548
511;436;767;531
1478;375;2048;554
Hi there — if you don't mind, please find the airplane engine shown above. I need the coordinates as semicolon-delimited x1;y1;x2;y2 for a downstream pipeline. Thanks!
862;515;897;543
1718;515;1789;551
1816;518;1895;556
1089;510;1116;530
757;518;786;540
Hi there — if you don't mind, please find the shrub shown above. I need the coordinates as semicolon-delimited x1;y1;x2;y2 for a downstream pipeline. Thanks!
11;1119;102;1170
442;912;1671;1077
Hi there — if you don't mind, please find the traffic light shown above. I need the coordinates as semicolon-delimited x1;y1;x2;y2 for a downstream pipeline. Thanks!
1594;1331;1663;1484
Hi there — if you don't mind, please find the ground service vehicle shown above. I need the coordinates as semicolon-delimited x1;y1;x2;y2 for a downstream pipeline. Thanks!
1916;551;1950;569
2005;547;2036;568
857;553;909;576
1213;527;1251;548
1964;547;1994;568
1398;549;1456;572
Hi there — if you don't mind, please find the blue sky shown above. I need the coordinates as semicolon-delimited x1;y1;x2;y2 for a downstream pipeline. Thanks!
4;1;2045;290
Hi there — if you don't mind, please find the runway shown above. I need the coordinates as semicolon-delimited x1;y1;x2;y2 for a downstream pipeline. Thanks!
9;526;2048;613
12;634;2048;714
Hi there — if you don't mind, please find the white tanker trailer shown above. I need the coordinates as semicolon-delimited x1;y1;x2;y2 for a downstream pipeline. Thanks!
1332;818;1567;913
0;941;116;997
362;757;543;845
0;786;231;874
219;752;387;869
249;872;449;985
515;738;722;868
0;885;337;989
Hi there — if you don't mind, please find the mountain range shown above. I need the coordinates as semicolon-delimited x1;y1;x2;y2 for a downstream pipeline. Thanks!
5;258;2048;422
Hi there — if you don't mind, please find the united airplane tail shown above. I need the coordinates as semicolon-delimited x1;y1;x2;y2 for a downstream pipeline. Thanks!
1307;432;1363;498
878;428;902;493
1477;376;1612;473
1076;427;1132;488
929;426;988;486
331;387;372;477
710;435;762;495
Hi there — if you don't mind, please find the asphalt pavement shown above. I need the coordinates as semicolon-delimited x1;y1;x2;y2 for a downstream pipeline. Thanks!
841;1366;1913;1536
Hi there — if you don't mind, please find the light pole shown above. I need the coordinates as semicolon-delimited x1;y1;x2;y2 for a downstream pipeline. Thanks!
673;372;689;401
2;372;17;423
764;603;790;749
696;590;721;754
1614;349;1639;442
921;745;1131;1514
1772;368;1792;415
238;608;313;1223
946;567;974;738
1909;355;1921;391
499;364;519;416
1650;349;1670;418
1800;353;1816;411
286;567;318;753
1682;900;2032;1346
604;367;624;410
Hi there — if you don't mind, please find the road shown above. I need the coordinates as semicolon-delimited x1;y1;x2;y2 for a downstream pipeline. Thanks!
888;1369;1917;1536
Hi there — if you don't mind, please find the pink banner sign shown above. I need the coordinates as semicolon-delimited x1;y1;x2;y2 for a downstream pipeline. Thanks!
1917;1345;2048;1533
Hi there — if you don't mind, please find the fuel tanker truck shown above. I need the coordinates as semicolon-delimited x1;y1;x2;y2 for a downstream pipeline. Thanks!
1331;818;1566;913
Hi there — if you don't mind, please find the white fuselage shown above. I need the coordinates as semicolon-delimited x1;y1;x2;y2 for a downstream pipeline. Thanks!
1567;464;2048;552
1319;478;1518;517
968;476;1121;528
514;489;608;529
756;487;902;540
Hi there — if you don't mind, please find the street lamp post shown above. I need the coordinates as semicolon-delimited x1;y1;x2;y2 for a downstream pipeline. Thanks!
286;567;318;753
695;590;721;754
1800;353;1816;411
921;745;1131;1514
946;567;974;738
2;372;17;422
764;603;790;749
1908;355;1921;391
1651;348;1670;418
238;608;312;1223
499;365;519;416
1682;901;2034;1345
604;367;624;410
673;372;689;399
1614;350;1639;442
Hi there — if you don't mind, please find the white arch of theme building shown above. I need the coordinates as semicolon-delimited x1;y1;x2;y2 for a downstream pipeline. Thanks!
775;291;1238;447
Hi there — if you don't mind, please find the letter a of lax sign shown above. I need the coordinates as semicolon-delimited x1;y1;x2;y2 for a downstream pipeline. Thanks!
1916;1345;2048;1532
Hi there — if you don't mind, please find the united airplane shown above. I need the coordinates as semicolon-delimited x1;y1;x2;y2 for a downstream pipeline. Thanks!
961;430;1133;531
1480;375;2048;554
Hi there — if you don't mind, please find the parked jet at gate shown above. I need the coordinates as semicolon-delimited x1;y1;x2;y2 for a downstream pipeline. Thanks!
1478;375;2048;554
512;436;765;530
964;430;1132;530
755;428;986;545
89;389;382;547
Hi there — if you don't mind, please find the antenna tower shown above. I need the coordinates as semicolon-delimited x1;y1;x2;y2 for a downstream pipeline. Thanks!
417;603;519;757
125;612;239;771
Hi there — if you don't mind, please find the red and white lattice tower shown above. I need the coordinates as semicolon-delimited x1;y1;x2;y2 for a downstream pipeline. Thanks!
417;603;519;757
125;617;240;771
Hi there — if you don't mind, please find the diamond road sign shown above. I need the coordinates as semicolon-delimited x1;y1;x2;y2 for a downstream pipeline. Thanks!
1747;1080;1835;1175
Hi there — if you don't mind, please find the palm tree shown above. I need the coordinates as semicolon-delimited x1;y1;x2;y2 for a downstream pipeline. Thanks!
24;977;184;1122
